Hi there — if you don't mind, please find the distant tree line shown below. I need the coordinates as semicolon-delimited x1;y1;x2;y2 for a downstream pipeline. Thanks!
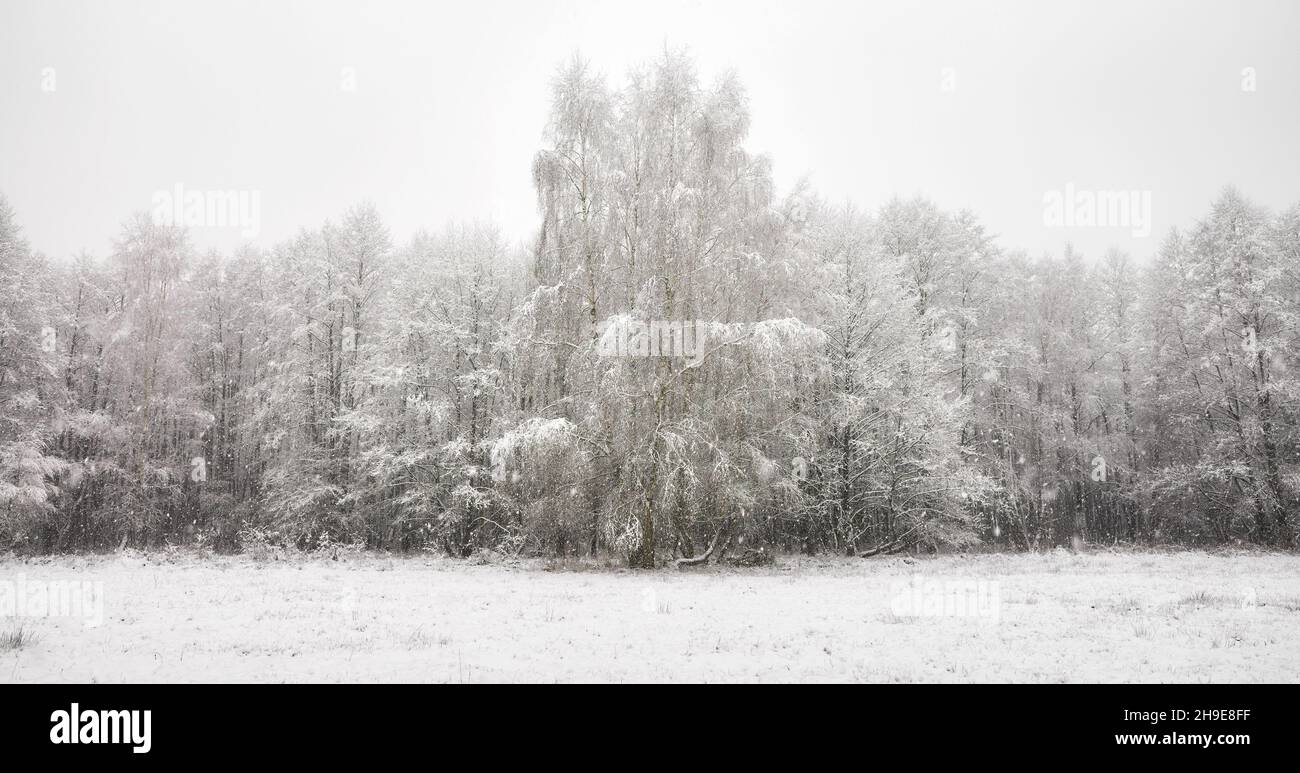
2;52;1297;563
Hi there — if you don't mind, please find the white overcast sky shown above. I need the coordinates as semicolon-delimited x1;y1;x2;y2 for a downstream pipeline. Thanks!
2;0;1298;262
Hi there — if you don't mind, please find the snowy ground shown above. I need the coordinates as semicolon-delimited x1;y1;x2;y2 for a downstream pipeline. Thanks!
2;549;1298;683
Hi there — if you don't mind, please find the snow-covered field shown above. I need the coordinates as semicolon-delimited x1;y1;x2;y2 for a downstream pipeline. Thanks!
2;549;1298;683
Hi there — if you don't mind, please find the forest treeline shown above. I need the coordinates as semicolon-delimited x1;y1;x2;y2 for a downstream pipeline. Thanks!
2;52;1298;564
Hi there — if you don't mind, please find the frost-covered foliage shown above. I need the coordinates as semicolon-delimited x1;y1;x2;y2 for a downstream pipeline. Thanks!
0;53;1296;559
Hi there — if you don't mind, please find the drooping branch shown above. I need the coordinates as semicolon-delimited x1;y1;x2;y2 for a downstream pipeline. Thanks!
859;523;921;558
674;520;729;569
